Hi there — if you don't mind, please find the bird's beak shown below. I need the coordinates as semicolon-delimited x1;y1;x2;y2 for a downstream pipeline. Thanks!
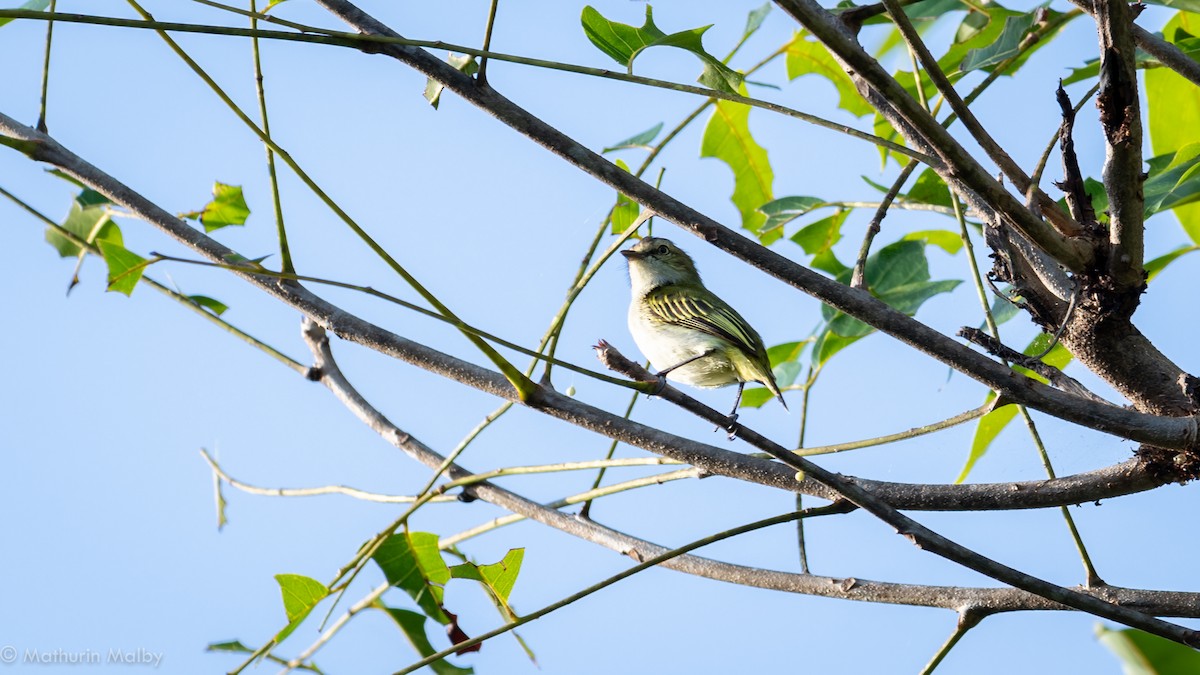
620;249;641;260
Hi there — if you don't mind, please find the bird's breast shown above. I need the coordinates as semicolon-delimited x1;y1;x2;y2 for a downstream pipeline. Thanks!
627;303;739;388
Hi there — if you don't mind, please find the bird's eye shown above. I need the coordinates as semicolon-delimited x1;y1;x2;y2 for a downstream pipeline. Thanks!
656;245;670;255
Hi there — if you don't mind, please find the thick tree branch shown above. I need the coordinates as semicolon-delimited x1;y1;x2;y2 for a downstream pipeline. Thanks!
1067;0;1200;87
593;343;1200;645
294;1;1200;452
2;60;1196;490
303;319;1200;622
1094;0;1146;291
880;0;1083;239
7;109;1200;636
769;0;1092;271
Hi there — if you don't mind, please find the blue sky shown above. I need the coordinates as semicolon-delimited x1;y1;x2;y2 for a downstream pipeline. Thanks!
2;1;1199;673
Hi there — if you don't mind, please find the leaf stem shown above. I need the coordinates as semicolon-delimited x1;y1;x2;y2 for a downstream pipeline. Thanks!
247;0;293;274
35;0;55;132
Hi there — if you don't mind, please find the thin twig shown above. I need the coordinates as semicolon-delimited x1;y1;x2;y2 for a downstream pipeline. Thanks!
920;609;984;675
125;0;536;400
594;341;1200;647
35;0;55;132
394;505;853;675
248;0;293;274
0;6;932;164
793;403;990;456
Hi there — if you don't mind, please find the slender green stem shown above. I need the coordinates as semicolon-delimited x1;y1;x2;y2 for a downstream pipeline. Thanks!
35;0;55;132
920;611;983;675
477;0;499;83
541;208;654;380
442;467;698;548
148;252;652;392
207;448;683;505
907;42;929;112
0;7;932;163
1;185;304;372
793;403;989;456
317;402;531;635
1018;407;1103;586
578;388;641;519
395;505;849;675
950;192;1102;586
125;0;535;399
248;0;293;274
794;365;815;573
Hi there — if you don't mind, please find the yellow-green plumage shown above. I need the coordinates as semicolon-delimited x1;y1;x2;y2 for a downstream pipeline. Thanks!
622;237;786;411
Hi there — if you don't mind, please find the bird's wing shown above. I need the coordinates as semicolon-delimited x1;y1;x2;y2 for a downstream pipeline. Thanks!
643;285;765;359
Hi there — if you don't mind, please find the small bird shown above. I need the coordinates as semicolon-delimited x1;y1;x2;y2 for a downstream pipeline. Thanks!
622;237;787;420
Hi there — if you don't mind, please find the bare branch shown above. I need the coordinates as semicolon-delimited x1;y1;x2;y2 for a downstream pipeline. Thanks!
770;0;1093;271
295;1;1200;452
593;341;1200;646
305;314;1200;624
1093;0;1146;290
1;111;1193;511
880;0;1083;239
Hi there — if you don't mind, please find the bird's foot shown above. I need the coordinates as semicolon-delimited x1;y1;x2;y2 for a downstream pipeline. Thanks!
650;372;669;396
714;413;740;440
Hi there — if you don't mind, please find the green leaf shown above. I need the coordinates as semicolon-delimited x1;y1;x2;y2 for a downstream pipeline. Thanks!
264;0;289;10
425;54;479;109
903;229;963;254
0;0;49;28
943;7;1066;77
187;294;229;316
1147;11;1200;243
905;168;953;208
790;210;847;256
182;182;251;232
603;122;664;153
273;574;329;643
206;640;253;653
742;3;772;41
701;98;774;237
811;248;849;275
760;195;827;233
372;532;451;624
739;388;775;408
866;239;932;292
379;607;474;675
75;188;111;209
1141;0;1200;12
448;548;524;619
96;240;149;296
611;159;640;234
960;13;1037;72
785;32;873;117
956;333;1073;481
1146;245;1200;282
223;252;271;267
812;327;861;366
956;394;1017;483
580;6;744;94
45;191;119;258
821;240;959;339
1097;625;1200;674
1144;144;1200;218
